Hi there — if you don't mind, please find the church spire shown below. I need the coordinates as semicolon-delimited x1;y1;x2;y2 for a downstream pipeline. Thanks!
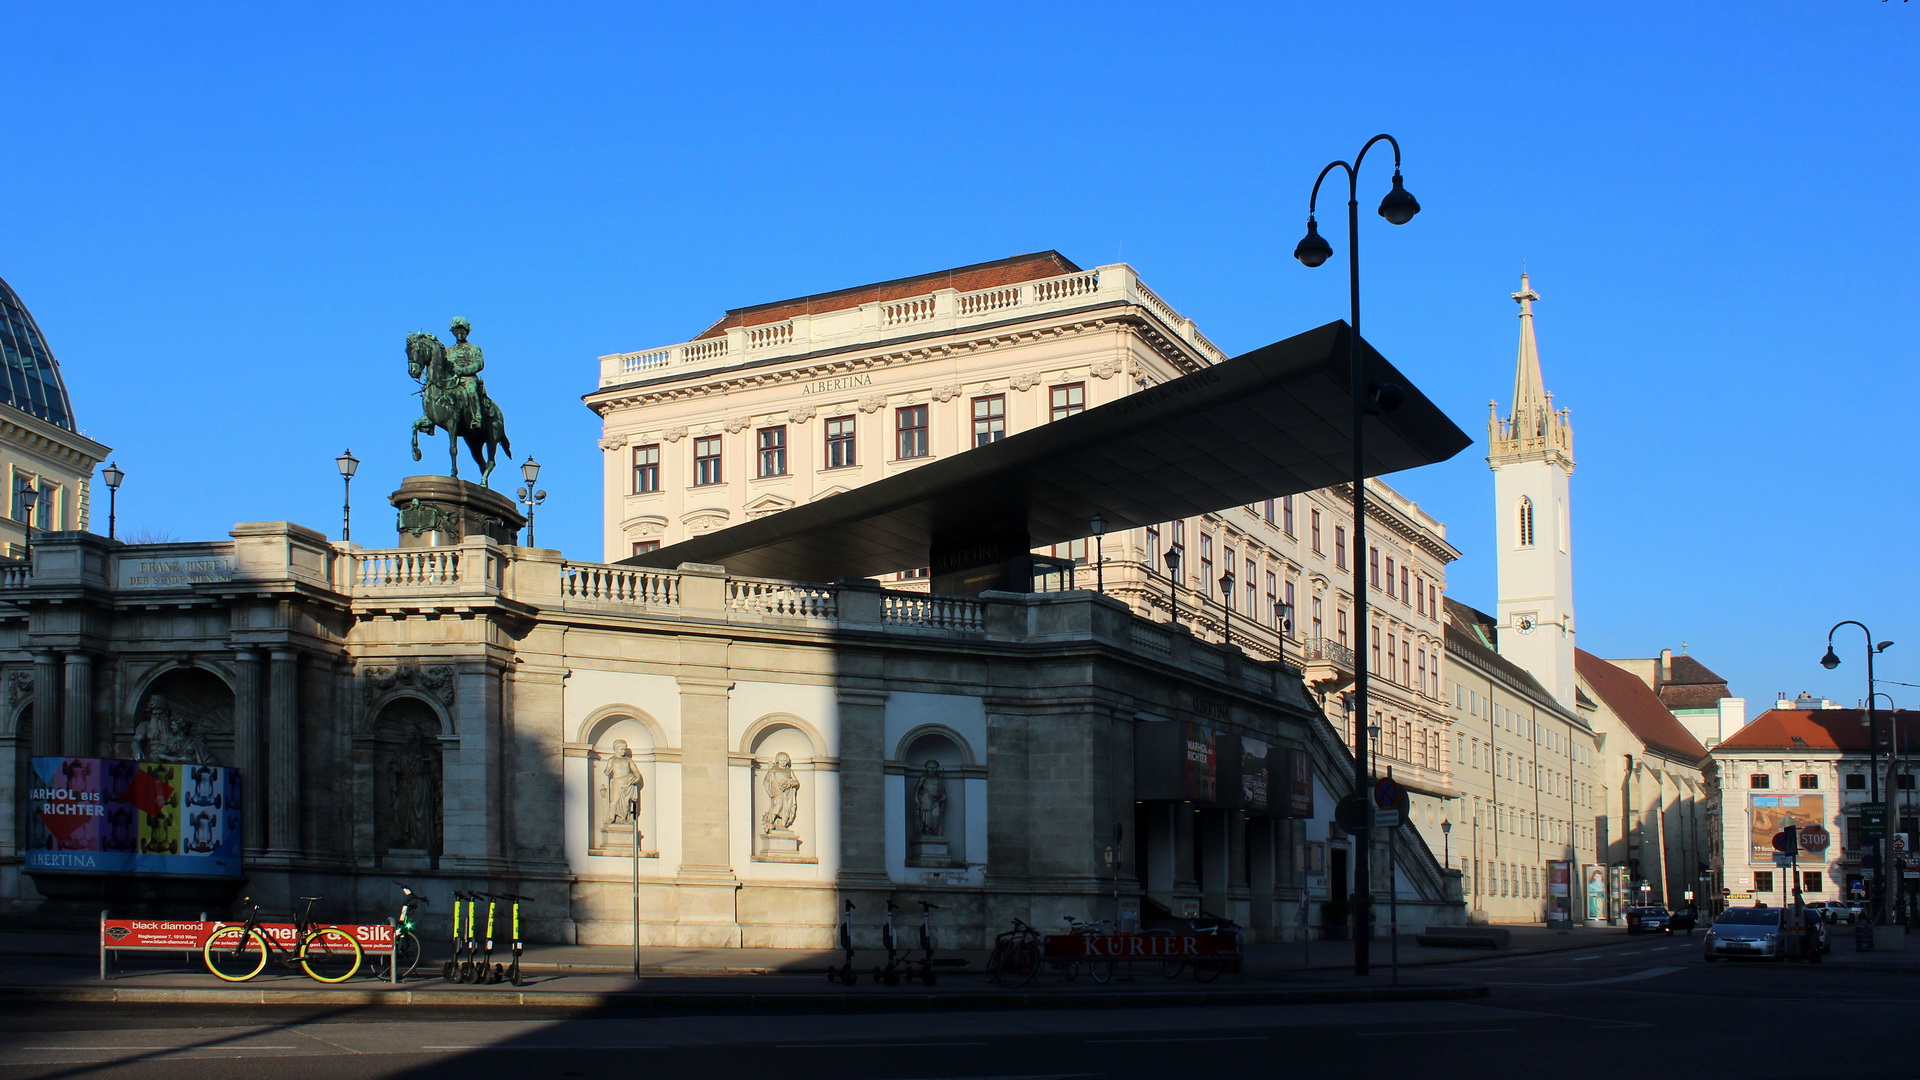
1487;272;1573;470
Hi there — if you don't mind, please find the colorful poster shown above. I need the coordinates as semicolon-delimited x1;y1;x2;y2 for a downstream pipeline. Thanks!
1750;794;1825;867
1584;865;1607;923
1181;724;1216;802
26;757;242;877
1238;737;1270;812
1546;860;1572;925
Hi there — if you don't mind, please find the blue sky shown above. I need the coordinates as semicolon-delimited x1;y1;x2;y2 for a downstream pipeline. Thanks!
2;2;1914;715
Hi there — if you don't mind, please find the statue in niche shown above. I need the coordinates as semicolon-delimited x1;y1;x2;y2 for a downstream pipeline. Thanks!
131;695;215;765
602;740;643;829
386;731;440;852
913;760;949;838
759;752;801;835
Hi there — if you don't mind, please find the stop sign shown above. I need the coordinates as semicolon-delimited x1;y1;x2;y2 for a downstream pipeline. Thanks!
1800;826;1831;852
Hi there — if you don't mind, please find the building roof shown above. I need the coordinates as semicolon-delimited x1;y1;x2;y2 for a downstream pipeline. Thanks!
1713;708;1920;754
1442;598;1582;722
1575;649;1710;763
625;320;1472;582
0;276;76;431
693;252;1083;339
1658;654;1732;711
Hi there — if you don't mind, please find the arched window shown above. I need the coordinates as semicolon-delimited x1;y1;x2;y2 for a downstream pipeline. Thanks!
1517;496;1535;547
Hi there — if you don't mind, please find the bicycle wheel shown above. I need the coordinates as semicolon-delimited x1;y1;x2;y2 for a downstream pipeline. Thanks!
1193;959;1224;983
299;928;363;983
203;926;269;982
1003;939;1042;988
1089;960;1114;985
395;932;422;978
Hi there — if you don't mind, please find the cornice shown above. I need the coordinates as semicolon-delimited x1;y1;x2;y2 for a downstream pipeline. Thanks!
0;405;110;472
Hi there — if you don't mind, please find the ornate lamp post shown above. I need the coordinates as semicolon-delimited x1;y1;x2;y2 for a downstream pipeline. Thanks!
1441;819;1452;870
100;461;124;541
1089;513;1108;594
1219;571;1236;646
518;457;548;548
1163;546;1182;627
336;449;360;543
1822;623;1895;924
15;473;38;556
1294;133;1420;975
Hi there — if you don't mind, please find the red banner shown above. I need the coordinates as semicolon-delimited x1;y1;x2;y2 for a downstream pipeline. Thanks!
1043;932;1241;960
103;919;395;954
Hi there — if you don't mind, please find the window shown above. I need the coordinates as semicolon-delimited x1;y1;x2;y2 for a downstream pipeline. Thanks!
1199;533;1213;591
1369;546;1380;588
1902;775;1917;790
1283;496;1296;537
631;444;661;494
1400;566;1410;605
1334;526;1347;568
1417;650;1427;694
756;425;787;477
1429;584;1437;614
1337;608;1347;646
1311;510;1323;553
1050;382;1085;420
1518;496;1535;547
1802;871;1824;894
1311;597;1323;639
1264;499;1276;525
1171;520;1186;580
1753;871;1774;894
825;415;856;468
1402;645;1412;686
1749;774;1771;789
1387;635;1397;682
897;567;929;580
1246;559;1257;613
972;395;1006;445
896;406;929;458
1798;774;1819;790
693;435;723;486
1049;538;1088;566
1416;575;1426;615
1146;523;1161;562
1385;557;1397;597
1266;572;1278;626
1847;773;1867;790
1284;581;1296;633
631;540;660;556
1222;546;1236;602
1371;627;1381;672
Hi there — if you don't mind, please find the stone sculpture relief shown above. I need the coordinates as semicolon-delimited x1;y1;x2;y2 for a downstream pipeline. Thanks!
385;730;441;853
602;739;643;829
130;695;216;765
362;661;457;705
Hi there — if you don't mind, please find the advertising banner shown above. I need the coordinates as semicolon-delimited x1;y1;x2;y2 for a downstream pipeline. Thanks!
1546;860;1572;924
1750;794;1825;867
27;757;242;877
1238;736;1270;813
1181;723;1217;802
1585;865;1607;923
1287;748;1314;818
102;920;396;955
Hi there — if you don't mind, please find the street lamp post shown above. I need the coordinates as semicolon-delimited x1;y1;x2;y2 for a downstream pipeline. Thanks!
518;458;548;548
1442;819;1452;870
101;461;124;541
15;474;37;557
1219;571;1236;647
1089;513;1107;594
1163;547;1182;627
336;450;360;543
1872;690;1905;923
1294;133;1420;975
1822;622;1895;924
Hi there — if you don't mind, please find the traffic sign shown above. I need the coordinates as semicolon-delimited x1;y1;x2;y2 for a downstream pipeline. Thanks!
1376;810;1402;829
1773;826;1798;853
1373;777;1402;810
1895;834;1912;854
1800;826;1831;852
1864;805;1888;839
1773;852;1796;867
1721;887;1731;896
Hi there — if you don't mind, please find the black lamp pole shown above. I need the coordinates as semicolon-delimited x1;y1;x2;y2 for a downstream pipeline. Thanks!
1295;134;1420;975
1089;513;1107;594
336;449;360;543
1220;572;1235;646
1163;547;1182;627
101;461;124;540
1823;622;1895;923
16;475;36;557
518;457;548;548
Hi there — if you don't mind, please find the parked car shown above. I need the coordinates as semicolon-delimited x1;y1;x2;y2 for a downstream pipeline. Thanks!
1626;905;1672;934
1812;901;1854;924
1702;906;1783;961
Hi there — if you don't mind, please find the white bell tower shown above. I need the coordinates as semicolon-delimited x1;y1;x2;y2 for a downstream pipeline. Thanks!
1488;273;1576;708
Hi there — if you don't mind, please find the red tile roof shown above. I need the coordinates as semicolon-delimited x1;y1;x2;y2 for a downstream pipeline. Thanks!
1713;708;1920;753
1575;649;1710;762
693;251;1084;339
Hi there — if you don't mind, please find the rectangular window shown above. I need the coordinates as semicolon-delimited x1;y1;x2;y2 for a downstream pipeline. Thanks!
1283;496;1296;537
1199;534;1213;592
1400;566;1410;605
1753;871;1774;894
1802;871;1824;894
1429;584;1437;614
1417;650;1427;694
1336;607;1346;646
1385;557;1397;597
1416;575;1426;615
1146;523;1161;564
1847;773;1867;790
1387;635;1398;682
756;425;787;477
1798;774;1819;789
897;567;929;580
1334;525;1347;568
631;540;660;556
1403;646;1412;686
972;395;1006;445
1371;627;1381;672
1902;775;1917;790
896;405;929;458
1369;546;1380;588
1050;382;1086;420
692;435;723;486
1171;520;1186;581
1749;774;1771;789
1245;558;1256;613
825;415;856;468
1049;538;1088;566
1285;581;1297;634
631;444;661;494
1264;499;1276;525
1266;571;1278;627
1311;510;1322;553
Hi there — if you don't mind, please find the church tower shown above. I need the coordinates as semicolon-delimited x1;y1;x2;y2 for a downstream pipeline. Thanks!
1488;273;1576;707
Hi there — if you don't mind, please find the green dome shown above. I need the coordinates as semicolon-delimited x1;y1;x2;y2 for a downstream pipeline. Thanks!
0;276;76;431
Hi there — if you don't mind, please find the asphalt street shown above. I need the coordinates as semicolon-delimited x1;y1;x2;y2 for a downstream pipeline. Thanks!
0;935;1908;1079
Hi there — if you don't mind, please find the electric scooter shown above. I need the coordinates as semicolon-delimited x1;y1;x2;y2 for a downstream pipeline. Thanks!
492;892;532;985
443;891;474;982
825;900;858;986
910;900;942;985
873;901;905;985
474;892;501;983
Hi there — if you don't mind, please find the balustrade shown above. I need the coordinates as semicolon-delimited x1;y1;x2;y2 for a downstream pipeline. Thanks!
726;577;836;618
882;593;986;631
561;562;679;606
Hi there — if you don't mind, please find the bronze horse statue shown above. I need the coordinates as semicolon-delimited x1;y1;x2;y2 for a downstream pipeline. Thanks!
407;329;511;485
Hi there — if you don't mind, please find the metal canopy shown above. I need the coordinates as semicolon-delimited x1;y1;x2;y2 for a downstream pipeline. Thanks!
622;320;1471;582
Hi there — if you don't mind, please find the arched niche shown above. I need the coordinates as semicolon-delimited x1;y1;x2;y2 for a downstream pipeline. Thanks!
585;712;659;857
899;727;972;867
749;721;817;864
130;668;236;766
372;696;444;860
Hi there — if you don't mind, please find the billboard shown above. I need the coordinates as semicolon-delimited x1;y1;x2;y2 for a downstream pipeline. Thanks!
26;757;242;877
1749;794;1824;867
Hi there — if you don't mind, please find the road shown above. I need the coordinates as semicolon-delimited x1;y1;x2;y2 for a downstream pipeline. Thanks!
0;935;1906;1079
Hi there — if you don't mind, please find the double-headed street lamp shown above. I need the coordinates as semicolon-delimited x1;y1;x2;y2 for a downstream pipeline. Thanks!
101;461;125;541
1822;622;1895;923
1295;133;1420;976
518;457;548;548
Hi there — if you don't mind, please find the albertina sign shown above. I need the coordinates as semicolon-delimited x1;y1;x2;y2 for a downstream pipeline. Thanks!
26;757;242;878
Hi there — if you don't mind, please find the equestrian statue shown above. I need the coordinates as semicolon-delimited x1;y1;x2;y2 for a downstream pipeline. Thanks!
406;317;512;485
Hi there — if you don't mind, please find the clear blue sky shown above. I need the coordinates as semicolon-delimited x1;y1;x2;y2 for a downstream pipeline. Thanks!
2;2;1914;715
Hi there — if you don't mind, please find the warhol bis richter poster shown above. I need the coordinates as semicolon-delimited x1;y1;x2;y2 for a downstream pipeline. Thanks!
26;757;241;877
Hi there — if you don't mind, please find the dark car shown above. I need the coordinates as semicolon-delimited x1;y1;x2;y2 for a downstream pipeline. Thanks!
1626;905;1672;934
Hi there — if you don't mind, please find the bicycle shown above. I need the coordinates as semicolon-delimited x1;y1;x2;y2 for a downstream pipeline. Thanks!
985;918;1043;988
366;880;426;981
203;896;363;983
487;892;532;985
1061;915;1116;984
1153;918;1239;982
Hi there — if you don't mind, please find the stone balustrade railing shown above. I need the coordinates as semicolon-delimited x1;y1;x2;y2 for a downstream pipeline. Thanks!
596;263;1228;387
561;562;679;606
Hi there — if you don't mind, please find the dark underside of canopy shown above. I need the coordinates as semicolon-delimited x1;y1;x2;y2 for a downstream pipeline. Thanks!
621;320;1471;584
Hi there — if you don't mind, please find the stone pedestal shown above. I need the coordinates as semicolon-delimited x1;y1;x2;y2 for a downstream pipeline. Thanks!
390;475;526;548
757;829;809;862
909;834;954;867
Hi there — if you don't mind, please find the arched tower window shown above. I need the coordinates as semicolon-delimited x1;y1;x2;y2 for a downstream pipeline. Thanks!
1517;496;1535;547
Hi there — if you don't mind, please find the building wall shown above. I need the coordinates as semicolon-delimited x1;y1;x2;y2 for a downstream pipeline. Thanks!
0;405;109;557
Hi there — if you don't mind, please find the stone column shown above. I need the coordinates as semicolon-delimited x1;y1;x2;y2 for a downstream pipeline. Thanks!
61;652;92;758
834;688;891;891
231;649;266;854
267;648;302;858
30;651;60;759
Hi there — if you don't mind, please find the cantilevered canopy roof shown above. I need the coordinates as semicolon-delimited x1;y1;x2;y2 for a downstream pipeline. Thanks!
623;321;1471;581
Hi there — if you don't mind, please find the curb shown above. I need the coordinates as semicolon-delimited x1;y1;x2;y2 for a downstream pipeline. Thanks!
0;981;1487;1011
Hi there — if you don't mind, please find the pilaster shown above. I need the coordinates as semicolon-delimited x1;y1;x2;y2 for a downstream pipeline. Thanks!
231;648;266;854
267;648;301;858
834;687;891;890
60;651;91;757
30;651;59;759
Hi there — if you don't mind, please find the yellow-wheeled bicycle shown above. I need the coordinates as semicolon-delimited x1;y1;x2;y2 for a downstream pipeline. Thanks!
203;896;363;983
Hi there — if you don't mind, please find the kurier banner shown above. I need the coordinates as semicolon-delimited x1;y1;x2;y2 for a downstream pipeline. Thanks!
27;757;242;877
1750;793;1824;868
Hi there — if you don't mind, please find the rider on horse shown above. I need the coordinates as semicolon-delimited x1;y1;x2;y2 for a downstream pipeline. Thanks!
445;317;491;430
